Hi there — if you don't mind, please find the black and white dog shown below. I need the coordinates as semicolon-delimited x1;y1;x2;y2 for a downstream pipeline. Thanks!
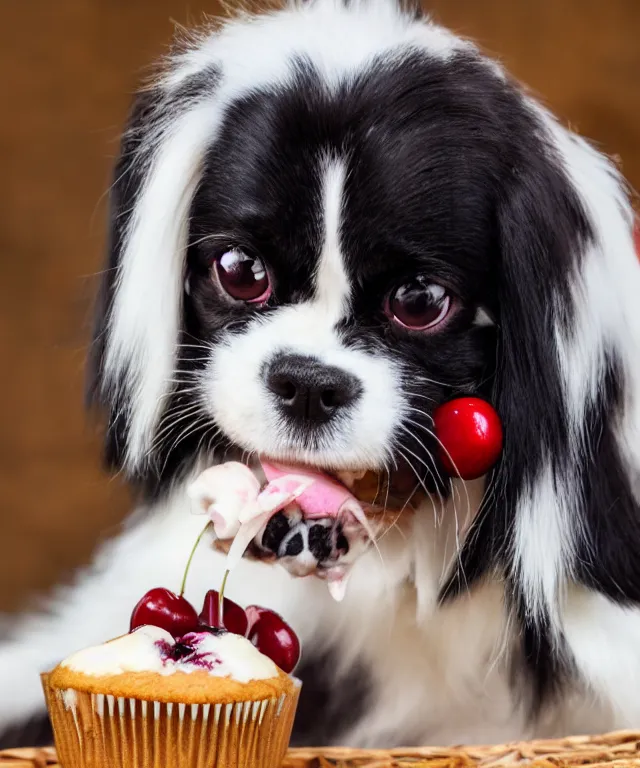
2;0;640;749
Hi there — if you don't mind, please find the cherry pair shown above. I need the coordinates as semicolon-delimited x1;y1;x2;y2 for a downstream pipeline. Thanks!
130;587;300;674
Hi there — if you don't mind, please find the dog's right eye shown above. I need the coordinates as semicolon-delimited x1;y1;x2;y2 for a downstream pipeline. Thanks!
213;248;271;304
386;278;454;331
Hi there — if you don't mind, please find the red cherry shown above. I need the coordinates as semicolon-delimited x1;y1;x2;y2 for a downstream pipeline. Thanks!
200;590;249;636
245;606;300;674
433;397;503;480
130;588;200;638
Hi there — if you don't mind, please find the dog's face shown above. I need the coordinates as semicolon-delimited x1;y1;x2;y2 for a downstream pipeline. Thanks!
184;54;497;487
88;0;595;509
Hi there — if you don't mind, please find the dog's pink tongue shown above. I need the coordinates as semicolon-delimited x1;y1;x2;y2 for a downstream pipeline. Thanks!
261;461;357;520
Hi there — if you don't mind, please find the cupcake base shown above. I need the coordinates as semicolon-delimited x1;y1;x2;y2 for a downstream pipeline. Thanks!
42;674;300;768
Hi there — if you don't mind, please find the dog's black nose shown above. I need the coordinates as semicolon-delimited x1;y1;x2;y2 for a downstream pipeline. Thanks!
264;354;362;425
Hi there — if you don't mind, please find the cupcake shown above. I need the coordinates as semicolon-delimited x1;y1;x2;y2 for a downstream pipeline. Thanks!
42;624;300;768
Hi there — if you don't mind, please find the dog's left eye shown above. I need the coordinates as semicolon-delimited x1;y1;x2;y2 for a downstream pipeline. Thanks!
213;248;271;303
386;279;452;330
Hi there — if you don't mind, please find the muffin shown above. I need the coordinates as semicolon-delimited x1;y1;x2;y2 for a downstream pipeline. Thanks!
42;625;300;768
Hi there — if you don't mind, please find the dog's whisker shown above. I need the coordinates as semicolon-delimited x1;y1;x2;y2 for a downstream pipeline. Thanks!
402;419;472;561
393;443;437;514
405;392;437;405
147;409;210;460
374;480;419;545
150;403;207;442
404;404;435;423
399;410;472;520
395;422;446;512
160;417;212;472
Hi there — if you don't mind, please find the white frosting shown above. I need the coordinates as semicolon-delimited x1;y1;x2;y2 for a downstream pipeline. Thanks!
61;626;171;676
61;688;78;711
196;632;279;683
60;625;279;683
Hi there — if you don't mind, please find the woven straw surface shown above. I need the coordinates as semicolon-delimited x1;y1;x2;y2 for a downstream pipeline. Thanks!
3;731;640;768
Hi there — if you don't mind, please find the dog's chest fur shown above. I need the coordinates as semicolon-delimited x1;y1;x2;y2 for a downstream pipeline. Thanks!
291;568;612;748
129;486;611;748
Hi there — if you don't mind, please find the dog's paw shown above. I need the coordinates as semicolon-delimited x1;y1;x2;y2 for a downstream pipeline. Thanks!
253;509;348;574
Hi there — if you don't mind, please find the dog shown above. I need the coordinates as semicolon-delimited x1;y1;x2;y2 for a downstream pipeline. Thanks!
1;0;640;750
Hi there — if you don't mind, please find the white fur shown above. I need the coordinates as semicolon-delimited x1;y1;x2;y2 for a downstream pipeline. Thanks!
315;159;351;322
512;462;576;626
562;587;640;726
164;0;467;93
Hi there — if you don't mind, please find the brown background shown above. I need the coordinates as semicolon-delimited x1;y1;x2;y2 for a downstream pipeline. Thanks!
1;0;638;612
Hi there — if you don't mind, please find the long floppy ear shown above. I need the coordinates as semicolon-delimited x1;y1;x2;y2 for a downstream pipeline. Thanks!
442;104;640;703
86;89;158;474
86;67;221;478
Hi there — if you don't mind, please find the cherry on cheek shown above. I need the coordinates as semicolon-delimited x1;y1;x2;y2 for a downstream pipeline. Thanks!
433;397;503;480
130;588;200;638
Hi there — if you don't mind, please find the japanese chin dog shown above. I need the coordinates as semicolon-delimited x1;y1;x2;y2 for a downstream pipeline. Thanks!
1;0;640;751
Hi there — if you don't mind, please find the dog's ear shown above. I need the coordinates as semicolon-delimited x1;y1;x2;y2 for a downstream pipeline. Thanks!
443;112;640;703
86;89;158;474
86;69;220;478
493;126;640;610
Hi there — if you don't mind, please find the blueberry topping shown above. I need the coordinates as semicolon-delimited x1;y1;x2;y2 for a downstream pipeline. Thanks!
169;642;195;661
154;640;173;656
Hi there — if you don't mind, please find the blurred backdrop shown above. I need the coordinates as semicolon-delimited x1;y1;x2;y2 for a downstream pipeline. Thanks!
1;0;638;612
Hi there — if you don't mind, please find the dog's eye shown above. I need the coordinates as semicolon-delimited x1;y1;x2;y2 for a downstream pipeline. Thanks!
387;279;452;330
214;248;271;303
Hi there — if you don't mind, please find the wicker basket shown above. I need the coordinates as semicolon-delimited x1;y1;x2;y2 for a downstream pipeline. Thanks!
3;731;640;768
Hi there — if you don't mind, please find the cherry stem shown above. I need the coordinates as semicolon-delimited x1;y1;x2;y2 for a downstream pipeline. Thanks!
179;521;212;598
218;569;230;628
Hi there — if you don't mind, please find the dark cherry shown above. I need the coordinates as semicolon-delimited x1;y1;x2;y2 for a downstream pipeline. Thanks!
244;605;271;633
130;588;200;638
245;606;301;674
200;590;249;636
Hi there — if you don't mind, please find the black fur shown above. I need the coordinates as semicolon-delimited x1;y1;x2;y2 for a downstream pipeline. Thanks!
291;651;372;746
0;715;52;751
